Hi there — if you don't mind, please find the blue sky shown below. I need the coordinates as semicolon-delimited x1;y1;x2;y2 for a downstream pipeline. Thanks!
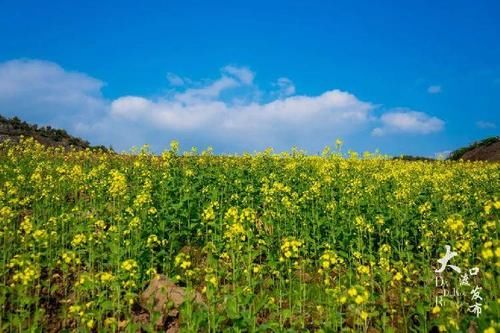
0;0;499;155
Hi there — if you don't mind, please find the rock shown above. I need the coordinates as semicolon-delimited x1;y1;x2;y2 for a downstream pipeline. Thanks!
139;275;204;325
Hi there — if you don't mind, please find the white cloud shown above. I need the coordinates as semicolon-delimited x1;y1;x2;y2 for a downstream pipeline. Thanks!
476;120;496;129
110;96;151;120
110;89;374;144
176;76;241;103
105;68;375;150
427;85;442;94
166;72;185;86
222;65;255;85
0;59;107;126
372;109;444;136
0;58;447;152
274;77;296;97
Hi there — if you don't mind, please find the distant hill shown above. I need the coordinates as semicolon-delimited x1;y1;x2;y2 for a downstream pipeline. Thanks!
448;136;500;162
0;115;108;151
391;137;499;162
392;155;435;161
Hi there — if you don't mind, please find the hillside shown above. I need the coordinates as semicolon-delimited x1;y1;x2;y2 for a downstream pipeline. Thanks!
0;115;108;151
448;136;500;162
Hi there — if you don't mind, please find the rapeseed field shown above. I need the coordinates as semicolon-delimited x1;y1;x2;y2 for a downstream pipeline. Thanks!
0;138;498;332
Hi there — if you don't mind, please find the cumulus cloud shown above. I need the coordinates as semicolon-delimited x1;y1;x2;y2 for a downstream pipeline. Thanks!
0;59;107;126
111;89;373;134
427;85;442;94
372;109;444;136
0;58;446;152
476;120;496;129
108;66;374;149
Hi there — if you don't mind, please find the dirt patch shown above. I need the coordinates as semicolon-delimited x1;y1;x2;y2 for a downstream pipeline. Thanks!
139;275;204;328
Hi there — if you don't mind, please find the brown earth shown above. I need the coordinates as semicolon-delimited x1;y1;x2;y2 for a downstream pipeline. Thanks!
460;141;500;161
